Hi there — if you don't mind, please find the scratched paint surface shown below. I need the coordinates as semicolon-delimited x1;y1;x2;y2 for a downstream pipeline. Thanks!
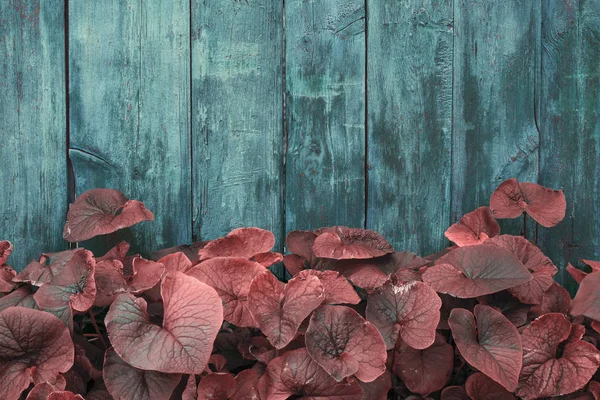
1;1;599;284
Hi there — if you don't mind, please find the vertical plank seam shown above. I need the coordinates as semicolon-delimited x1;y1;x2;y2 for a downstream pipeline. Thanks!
363;0;369;230
449;0;455;227
281;0;287;253
64;0;75;223
534;1;542;244
190;0;195;243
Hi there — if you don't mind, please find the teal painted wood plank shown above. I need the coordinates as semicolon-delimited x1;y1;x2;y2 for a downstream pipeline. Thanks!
191;1;284;248
452;0;540;237
285;0;365;232
0;0;67;271
367;0;453;256
69;0;191;257
538;0;600;290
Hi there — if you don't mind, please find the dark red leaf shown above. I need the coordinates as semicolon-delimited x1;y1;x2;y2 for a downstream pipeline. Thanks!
0;265;16;293
252;252;283;267
231;369;261;400
258;348;363;400
46;393;85;400
151;242;207;264
466;372;515;400
358;370;391;400
0;307;74;400
98;241;130;262
248;271;324;348
445;207;500;247
103;347;181;400
392;333;453;395
105;272;223;374
531;282;571;315
15;249;79;286
285;230;318;266
312;226;393;260
197;373;235;400
422;244;531;298
283;254;306;276
476;291;530;328
26;382;58;400
187;257;266;327
571;272;600;321
0;240;12;265
441;387;469;400
63;188;154;242
199;228;275;260
366;280;441;349
62;344;101;395
517;313;600;399
34;249;96;313
437;294;477;330
306;305;387;382
0;286;37;312
297;270;360;305
449;305;522;391
489;178;566;227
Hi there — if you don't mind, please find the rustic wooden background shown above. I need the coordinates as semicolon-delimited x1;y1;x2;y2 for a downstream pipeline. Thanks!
1;1;598;287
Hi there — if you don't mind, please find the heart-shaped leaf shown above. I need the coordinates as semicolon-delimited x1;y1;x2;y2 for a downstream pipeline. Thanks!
63;188;154;242
103;347;181;400
312;226;394;260
306;305;387;382
422;244;531;298
571;272;600;321
248;270;324;348
106;272;223;374
466;372;515;400
199;228;275;260
187;257;266;327
366;280;441;350
445;207;500;247
448;305;522;391
297;269;360;305
0;307;74;400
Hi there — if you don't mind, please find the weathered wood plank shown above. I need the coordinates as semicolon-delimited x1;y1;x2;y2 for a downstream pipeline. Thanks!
452;0;540;237
538;0;600;289
0;0;67;271
367;0;453;256
285;0;365;232
191;1;284;248
69;0;191;256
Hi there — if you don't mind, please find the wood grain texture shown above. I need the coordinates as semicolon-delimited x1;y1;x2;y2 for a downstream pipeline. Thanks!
538;0;600;289
285;0;365;232
452;0;540;237
191;1;284;247
69;0;191;256
367;0;453;256
0;0;67;271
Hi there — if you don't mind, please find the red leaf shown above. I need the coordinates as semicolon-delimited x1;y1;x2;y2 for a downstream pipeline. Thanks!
445;207;500;247
567;263;588;284
449;305;522;391
248;271;324;348
489;178;566;227
258;348;363;400
34;249;96;313
151;242;207;264
0;265;16;293
0;240;12;265
199;228;275;260
197;373;236;400
283;254;306;276
231;369;261;400
531;282;571;315
366;280;441;349
297;270;360;305
516;313;600;399
358;370;391;400
26;382;58;400
285;230;318;265
158;252;194;275
422;244;531;298
252;252;283;267
312;226;393;260
63;188;154;242
105;272;223;374
441;387;469;400
187;257;266;327
0;286;37;312
15;249;79;286
97;241;130;262
103;347;181;400
571;272;600;321
466;372;515;400
0;307;74;400
393;333;453;395
306;305;387;382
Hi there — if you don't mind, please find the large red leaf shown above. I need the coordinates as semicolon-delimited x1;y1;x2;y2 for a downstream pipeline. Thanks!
312;226;393;260
0;307;74;400
15;249;79;286
248;271;324;348
34;249;96;313
571;272;600;321
63;188;154;242
103;347;181;400
531;282;571;316
158;252;194;275
466;372;515;400
306;305;387;382
187;257;266;327
105;272;223;374
422;244;531;298
283;254;306;276
0;286;37;312
486;235;557;304
366;280;441;350
197;373;236;400
516;313;600;399
489;178;566;227
445;207;500;247
448;305;522;391
199;228;275;260
392;333;453;395
258;348;363;400
231;369;261;400
297;270;360;305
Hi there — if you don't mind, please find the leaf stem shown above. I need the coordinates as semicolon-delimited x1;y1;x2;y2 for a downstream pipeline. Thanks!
523;212;528;239
88;310;108;349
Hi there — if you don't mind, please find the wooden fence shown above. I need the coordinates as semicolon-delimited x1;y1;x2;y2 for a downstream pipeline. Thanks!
1;0;599;286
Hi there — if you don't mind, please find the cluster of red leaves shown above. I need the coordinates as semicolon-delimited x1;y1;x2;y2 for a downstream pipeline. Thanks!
0;181;598;400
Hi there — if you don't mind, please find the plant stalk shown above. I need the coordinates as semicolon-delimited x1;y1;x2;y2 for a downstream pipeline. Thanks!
89;310;108;349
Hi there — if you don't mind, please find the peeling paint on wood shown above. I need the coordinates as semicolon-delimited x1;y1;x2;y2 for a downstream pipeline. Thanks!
0;0;66;271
